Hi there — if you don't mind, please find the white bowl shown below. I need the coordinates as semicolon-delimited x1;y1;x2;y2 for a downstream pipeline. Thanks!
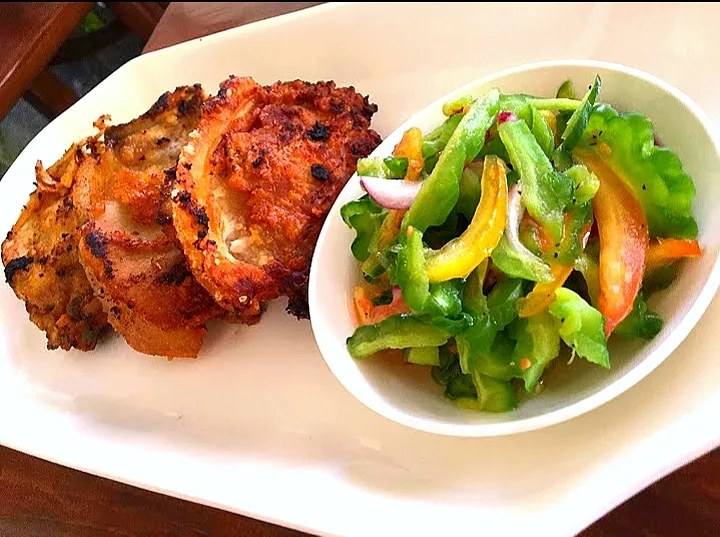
308;60;720;437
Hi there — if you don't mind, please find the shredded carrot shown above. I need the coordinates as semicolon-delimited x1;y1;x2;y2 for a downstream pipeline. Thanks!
353;287;374;326
369;291;411;324
519;357;532;371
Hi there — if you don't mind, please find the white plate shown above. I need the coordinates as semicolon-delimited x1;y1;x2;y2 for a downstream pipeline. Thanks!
1;3;719;536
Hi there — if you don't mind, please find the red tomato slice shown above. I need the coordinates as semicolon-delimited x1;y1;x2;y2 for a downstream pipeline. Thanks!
575;150;649;336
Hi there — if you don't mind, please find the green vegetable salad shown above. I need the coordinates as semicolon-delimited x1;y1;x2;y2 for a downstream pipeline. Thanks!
341;77;701;413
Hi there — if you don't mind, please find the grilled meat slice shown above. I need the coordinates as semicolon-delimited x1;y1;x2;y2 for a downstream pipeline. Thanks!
2;143;108;350
172;76;382;319
74;85;223;358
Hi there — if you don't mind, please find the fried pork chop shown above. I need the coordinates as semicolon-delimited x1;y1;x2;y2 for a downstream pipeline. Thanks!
73;86;223;358
172;76;382;319
1;142;108;350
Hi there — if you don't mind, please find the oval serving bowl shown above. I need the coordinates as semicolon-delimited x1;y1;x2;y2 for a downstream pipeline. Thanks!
308;60;720;437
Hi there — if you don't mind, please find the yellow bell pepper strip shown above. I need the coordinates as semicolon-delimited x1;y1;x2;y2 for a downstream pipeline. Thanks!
645;238;702;272
516;264;574;318
517;219;592;318
393;127;425;182
425;155;508;283
575;149;649;336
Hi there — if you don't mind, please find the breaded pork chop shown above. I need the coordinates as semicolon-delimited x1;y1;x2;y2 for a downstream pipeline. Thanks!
74;86;223;358
1;142;108;350
173;76;382;319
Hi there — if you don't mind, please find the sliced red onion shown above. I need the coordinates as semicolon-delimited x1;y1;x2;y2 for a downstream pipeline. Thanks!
503;181;554;282
497;110;518;124
506;182;535;258
359;176;423;210
391;285;403;303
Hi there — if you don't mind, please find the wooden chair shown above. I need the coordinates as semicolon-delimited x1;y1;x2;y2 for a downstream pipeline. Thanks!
0;2;167;122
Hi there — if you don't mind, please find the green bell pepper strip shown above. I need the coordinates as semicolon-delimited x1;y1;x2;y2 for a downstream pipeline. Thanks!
565;164;600;206
404;89;500;233
552;148;574;171
498;118;574;242
383;157;409;178
346;314;451;360
432;348;477;399
422;113;463;173
361;210;403;280
548;288;610;368
498;94;582;114
425;280;464;318
340;196;386;262
473;332;521;381
556;80;579;100
643;263;677;295
458;372;516;412
510;312;561;392
446;371;477;400
529;104;555;158
529;98;583;112
512;311;560;392
406;346;441;366
491;233;555;283
488;278;526;326
614;293;664;340
457;167;481;221
457;278;525;375
395;226;429;310
543;202;593;266
395;230;470;333
560;75;601;151
442;95;474;117
357;157;408;178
